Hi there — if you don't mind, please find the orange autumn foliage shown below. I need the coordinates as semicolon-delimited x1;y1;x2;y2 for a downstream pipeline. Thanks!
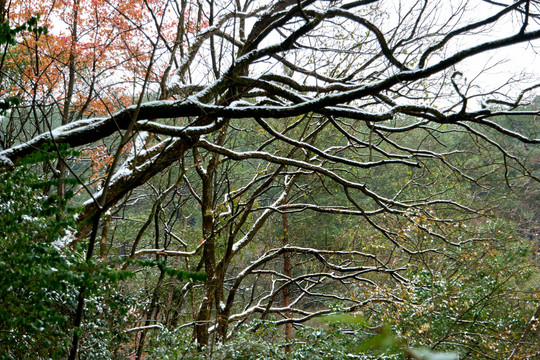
3;0;202;120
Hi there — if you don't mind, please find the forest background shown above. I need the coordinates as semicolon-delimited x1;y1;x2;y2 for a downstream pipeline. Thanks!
0;0;539;359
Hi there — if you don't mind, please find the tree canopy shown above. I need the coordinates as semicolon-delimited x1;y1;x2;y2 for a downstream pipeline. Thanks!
0;0;539;359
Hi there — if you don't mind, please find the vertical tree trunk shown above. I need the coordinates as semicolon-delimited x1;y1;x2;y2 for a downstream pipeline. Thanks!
193;128;228;347
136;203;164;359
194;172;216;347
165;216;188;326
99;213;112;262
135;269;165;360
282;212;293;353
56;0;79;206
68;212;101;360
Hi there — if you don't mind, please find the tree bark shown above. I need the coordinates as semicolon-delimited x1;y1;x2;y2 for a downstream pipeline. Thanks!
194;167;216;346
282;212;293;353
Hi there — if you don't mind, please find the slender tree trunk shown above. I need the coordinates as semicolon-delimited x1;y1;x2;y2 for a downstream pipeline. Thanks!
194;172;216;346
68;212;101;360
136;203;165;359
165;216;189;326
56;0;79;206
99;213;112;261
282;212;293;353
135;269;165;360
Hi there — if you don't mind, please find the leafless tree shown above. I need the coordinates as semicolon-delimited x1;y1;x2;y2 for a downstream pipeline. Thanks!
1;0;539;358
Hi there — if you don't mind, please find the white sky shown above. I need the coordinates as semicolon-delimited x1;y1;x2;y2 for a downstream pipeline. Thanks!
381;0;540;103
43;0;540;107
